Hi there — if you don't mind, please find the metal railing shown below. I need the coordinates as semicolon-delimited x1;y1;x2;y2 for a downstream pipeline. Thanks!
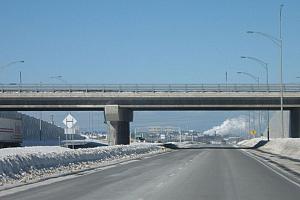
0;84;299;93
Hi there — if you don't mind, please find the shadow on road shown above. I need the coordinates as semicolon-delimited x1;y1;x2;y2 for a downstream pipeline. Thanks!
163;140;269;150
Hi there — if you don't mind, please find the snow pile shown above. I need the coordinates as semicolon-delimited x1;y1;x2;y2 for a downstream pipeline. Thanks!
237;137;266;147
203;116;247;136
0;144;163;186
238;138;300;160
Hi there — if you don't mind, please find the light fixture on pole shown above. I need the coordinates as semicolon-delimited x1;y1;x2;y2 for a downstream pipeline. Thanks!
237;71;260;137
237;71;259;85
0;61;25;84
0;60;25;70
246;4;285;138
241;56;270;141
240;56;268;88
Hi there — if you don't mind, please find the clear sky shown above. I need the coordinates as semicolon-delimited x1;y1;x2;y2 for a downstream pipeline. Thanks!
1;0;299;132
0;0;299;84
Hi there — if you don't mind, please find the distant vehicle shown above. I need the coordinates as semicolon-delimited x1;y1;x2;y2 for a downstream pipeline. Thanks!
0;117;22;148
136;137;146;143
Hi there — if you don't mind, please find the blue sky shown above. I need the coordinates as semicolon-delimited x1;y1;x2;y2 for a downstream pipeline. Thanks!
1;0;299;132
0;0;299;84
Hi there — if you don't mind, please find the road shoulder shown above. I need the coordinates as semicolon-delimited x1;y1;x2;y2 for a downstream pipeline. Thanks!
240;148;300;188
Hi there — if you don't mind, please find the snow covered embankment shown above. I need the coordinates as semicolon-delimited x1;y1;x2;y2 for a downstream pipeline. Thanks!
238;138;300;160
0;144;164;186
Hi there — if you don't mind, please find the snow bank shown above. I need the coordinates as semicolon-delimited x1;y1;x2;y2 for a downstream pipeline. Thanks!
237;137;266;147
0;144;163;186
238;138;300;160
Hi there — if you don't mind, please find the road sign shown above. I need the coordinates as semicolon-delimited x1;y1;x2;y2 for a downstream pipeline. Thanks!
250;130;257;135
64;127;75;135
63;114;77;129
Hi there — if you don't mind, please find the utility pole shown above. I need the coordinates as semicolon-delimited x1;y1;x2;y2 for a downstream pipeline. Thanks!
246;4;285;138
179;128;182;143
50;114;54;125
225;71;228;90
19;71;22;85
39;112;42;141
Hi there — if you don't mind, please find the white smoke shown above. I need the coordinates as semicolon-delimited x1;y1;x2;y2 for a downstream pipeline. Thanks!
203;116;247;136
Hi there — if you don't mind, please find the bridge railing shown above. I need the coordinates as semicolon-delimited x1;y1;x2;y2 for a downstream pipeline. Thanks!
0;84;299;93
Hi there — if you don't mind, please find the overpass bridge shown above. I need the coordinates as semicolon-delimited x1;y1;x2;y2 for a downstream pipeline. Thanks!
1;84;300;144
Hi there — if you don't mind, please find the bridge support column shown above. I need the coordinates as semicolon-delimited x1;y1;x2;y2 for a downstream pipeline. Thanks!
104;105;133;145
289;109;300;138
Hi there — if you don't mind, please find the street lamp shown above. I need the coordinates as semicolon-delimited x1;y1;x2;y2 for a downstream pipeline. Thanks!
240;56;268;87
247;4;285;138
237;71;259;85
237;71;260;138
241;56;270;140
0;60;25;88
0;60;25;70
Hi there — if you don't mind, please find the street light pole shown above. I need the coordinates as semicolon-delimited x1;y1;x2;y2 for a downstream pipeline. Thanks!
279;4;284;138
240;56;268;87
240;56;270;141
0;60;25;70
237;71;259;85
0;61;25;83
237;71;260;137
246;4;285;138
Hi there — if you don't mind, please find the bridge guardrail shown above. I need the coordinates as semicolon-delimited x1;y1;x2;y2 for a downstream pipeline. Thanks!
0;84;299;93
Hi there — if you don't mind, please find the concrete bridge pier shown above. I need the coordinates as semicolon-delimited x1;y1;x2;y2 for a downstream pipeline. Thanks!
290;108;300;138
104;105;133;145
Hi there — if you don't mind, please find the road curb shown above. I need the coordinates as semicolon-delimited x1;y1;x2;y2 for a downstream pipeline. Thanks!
240;149;300;188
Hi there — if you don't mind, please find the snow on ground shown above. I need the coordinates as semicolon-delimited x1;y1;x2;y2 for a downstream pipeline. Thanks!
238;138;300;160
237;137;266;147
0;144;165;187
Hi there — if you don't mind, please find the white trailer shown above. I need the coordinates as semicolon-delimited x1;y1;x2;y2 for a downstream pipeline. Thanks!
0;117;22;148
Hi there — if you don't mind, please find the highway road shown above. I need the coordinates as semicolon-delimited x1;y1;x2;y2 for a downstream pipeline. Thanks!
1;145;300;200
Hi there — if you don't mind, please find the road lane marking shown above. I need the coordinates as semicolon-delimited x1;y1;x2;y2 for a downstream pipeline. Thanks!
156;182;164;188
168;173;176;177
240;149;300;188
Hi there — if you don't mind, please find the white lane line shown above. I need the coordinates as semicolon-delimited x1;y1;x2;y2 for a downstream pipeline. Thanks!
240;150;300;188
156;182;164;188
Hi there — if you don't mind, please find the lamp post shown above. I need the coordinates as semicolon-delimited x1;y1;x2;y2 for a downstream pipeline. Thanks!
237;71;259;85
0;61;25;84
241;56;270;141
240;56;268;87
237;71;260;137
0;60;24;70
247;4;284;138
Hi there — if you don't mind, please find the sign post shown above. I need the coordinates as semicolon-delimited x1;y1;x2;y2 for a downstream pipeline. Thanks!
63;113;77;149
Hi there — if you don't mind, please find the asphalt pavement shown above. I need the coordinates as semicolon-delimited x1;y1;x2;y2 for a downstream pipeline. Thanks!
1;145;300;200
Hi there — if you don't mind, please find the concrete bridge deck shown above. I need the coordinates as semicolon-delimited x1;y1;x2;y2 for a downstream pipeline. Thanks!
0;84;299;110
1;84;300;143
